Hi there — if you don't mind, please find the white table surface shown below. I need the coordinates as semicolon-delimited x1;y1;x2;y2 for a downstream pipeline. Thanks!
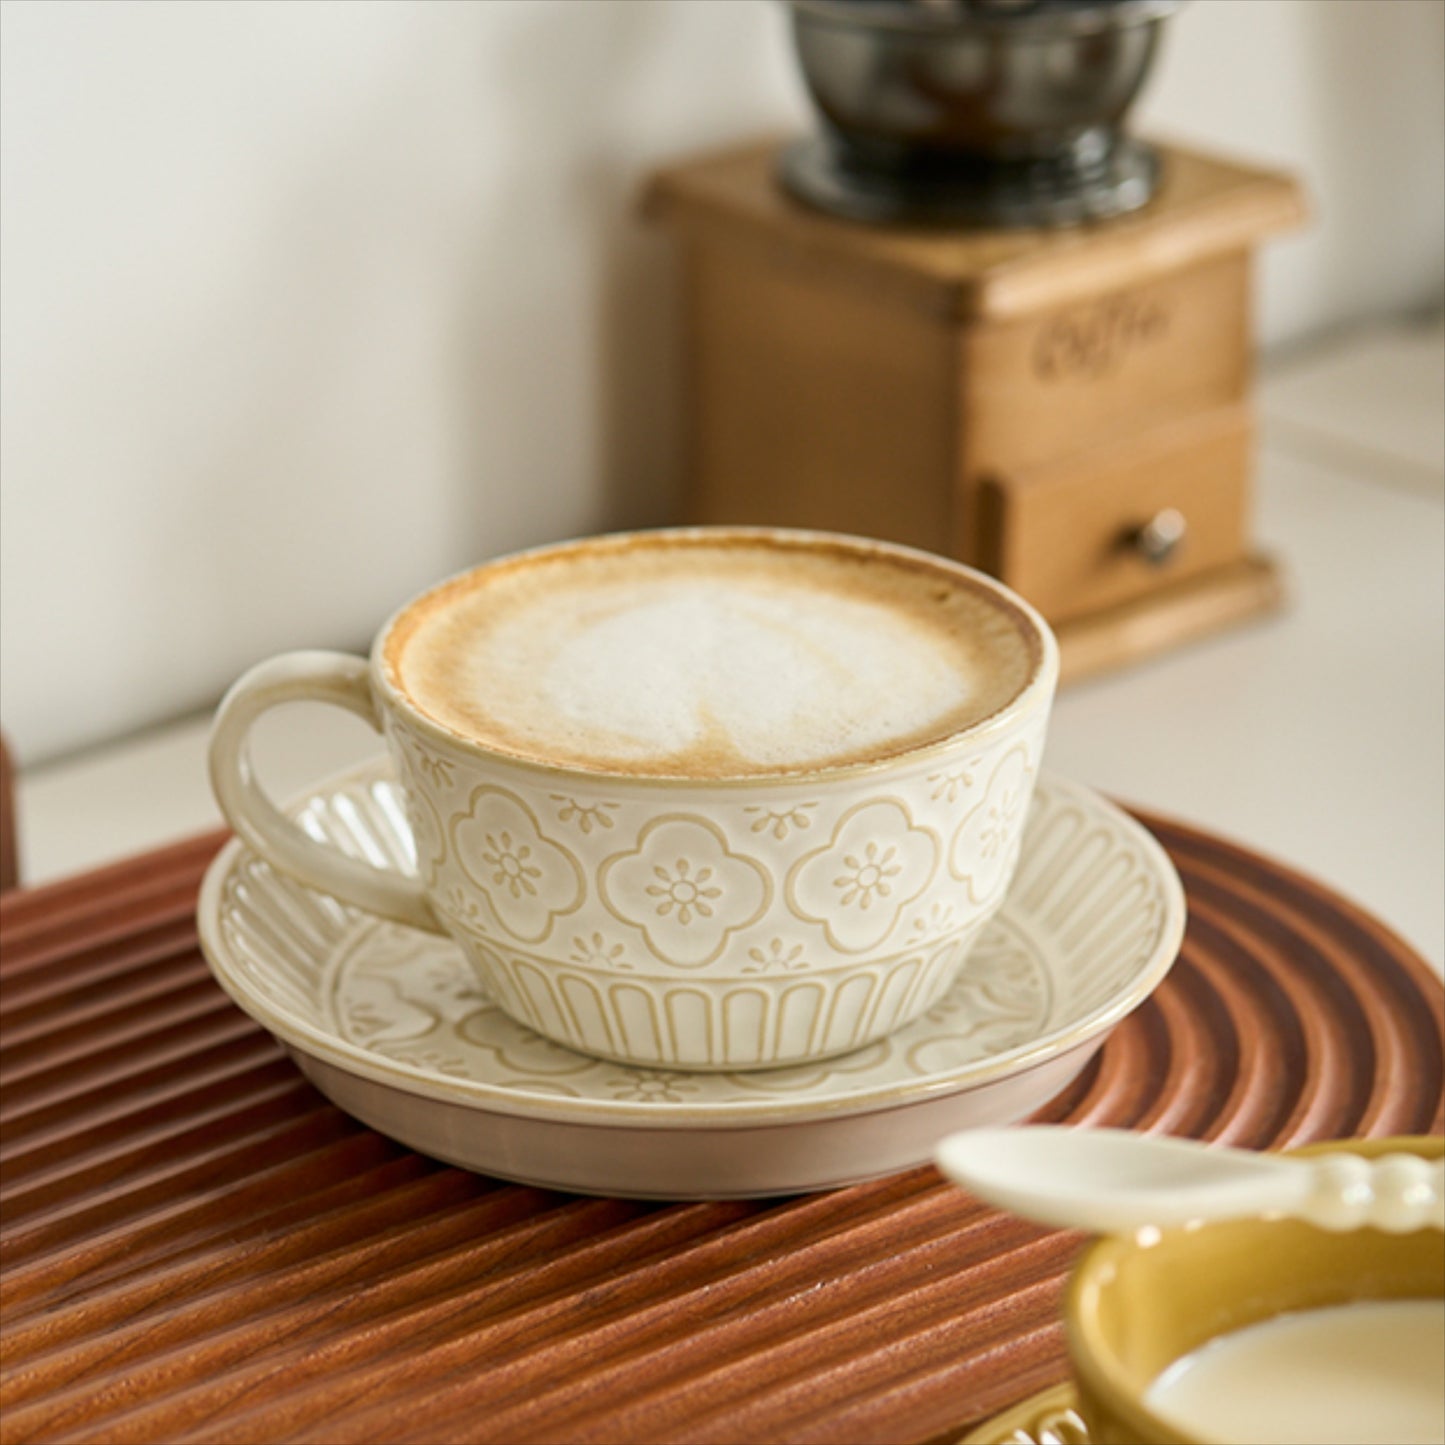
14;320;1444;972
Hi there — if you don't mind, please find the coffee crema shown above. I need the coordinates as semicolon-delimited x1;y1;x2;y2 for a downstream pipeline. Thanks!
383;532;1038;779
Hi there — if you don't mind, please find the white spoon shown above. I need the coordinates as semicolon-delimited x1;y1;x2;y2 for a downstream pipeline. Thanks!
934;1126;1445;1235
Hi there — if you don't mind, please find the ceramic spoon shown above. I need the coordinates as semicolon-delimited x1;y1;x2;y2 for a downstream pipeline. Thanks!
934;1126;1445;1235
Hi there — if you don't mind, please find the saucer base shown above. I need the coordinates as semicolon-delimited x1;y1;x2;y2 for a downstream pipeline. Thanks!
293;1041;1098;1199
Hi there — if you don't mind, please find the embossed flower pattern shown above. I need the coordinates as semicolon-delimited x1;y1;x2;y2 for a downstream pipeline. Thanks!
833;841;903;910
928;766;975;804
409;747;455;790
222;751;1187;1109
599;816;770;966
949;745;1034;903
906;900;958;945
743;803;816;841
480;832;542;899
787;800;938;954
340;975;435;1044
570;932;628;970
442;886;486;929
744;939;807;973
382;1046;470;1078
606;1072;702;1103
646;858;722;924
550;795;618;835
451;785;585;944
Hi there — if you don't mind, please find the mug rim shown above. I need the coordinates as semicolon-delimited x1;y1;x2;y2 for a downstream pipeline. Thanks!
367;525;1060;791
1063;1134;1445;1445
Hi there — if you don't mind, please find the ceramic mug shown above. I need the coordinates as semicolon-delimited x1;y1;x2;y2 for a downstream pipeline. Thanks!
1065;1136;1445;1445
208;528;1058;1071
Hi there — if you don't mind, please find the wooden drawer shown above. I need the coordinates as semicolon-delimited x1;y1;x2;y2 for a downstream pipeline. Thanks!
977;404;1252;624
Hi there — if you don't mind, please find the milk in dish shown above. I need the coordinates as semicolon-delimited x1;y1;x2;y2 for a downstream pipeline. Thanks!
1144;1299;1445;1445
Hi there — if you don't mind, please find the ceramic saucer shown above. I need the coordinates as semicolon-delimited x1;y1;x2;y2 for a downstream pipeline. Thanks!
197;763;1185;1198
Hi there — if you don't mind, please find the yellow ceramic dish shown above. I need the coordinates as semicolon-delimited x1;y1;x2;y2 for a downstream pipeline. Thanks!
960;1381;1087;1444
1064;1135;1445;1445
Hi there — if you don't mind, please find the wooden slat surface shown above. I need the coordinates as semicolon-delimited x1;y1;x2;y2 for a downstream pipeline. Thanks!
1;815;1441;1444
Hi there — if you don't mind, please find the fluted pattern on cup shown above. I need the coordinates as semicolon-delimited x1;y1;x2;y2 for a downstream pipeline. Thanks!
466;934;972;1069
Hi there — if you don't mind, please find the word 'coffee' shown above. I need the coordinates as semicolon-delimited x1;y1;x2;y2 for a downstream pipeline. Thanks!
385;532;1037;778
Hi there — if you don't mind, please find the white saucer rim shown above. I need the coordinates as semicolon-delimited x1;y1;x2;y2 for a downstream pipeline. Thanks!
197;762;1186;1128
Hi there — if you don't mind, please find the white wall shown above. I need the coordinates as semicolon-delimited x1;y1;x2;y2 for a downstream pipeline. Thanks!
1139;0;1445;346
3;0;1442;766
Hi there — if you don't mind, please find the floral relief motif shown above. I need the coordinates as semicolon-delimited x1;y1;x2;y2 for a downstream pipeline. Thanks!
462;1024;605;1083
958;925;1048;1006
833;841;903;910
906;900;957;945
424;960;490;1003
646;858;722;924
377;1045;470;1078
949;745;1035;904
442;885;487;930
450;785;585;944
571;932;629;970
227;766;1179;1113
743;803;817;841
339;975;438;1046
599;815;771;967
787;799;939;955
343;999;391;1040
480;831;543;899
408;747;455;791
921;925;1049;1055
928;766;977;804
744;939;807;974
551;795;619;835
906;935;1047;1069
606;1071;703;1103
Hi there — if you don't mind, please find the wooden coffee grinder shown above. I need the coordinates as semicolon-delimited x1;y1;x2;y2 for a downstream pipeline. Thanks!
643;0;1307;682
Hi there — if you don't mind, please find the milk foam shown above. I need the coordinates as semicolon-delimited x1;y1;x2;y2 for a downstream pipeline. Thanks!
386;537;1035;778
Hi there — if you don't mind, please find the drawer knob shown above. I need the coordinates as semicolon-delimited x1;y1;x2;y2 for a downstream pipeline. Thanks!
1130;508;1187;565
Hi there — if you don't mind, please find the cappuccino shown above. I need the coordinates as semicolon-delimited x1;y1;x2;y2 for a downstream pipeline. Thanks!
212;526;1057;1066
383;531;1037;778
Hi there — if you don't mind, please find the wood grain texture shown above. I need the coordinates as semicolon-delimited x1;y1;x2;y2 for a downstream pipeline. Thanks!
685;233;957;553
1;817;1440;1444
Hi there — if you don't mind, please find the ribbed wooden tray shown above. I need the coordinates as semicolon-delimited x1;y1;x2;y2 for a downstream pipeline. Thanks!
2;812;1441;1445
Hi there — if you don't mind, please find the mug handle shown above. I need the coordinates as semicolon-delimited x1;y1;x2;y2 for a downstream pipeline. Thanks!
208;650;443;933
